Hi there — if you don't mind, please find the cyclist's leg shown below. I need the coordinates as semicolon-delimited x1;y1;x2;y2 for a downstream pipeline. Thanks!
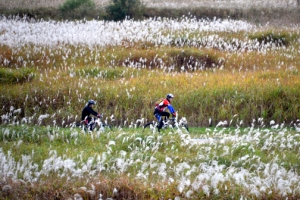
154;112;163;131
156;112;170;131
90;121;96;131
161;112;170;122
161;112;171;128
87;117;95;131
163;112;170;118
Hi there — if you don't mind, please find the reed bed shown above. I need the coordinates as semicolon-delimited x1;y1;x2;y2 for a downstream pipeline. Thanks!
0;15;300;199
0;17;299;127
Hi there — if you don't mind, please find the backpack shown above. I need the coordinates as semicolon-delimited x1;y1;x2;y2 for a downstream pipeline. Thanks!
155;98;165;107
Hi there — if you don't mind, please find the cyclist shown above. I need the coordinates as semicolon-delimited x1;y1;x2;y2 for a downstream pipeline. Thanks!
81;100;102;130
154;94;177;132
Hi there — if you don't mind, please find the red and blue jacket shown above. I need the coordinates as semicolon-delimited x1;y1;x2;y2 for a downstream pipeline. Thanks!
155;99;176;116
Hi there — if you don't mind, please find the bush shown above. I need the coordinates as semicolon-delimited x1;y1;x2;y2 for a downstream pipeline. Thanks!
249;31;290;46
59;0;95;19
117;47;220;71
0;68;35;84
105;0;145;21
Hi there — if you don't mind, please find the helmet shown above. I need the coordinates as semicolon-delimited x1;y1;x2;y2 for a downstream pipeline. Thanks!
88;100;96;105
166;94;174;99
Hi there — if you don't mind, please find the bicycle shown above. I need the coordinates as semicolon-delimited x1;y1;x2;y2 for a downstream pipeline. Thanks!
77;117;112;132
143;113;189;132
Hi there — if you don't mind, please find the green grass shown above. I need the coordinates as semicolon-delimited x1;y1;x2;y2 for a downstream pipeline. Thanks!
248;30;295;46
1;125;300;199
0;67;35;84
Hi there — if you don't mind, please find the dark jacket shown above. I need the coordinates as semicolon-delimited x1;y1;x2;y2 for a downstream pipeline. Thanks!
81;105;98;121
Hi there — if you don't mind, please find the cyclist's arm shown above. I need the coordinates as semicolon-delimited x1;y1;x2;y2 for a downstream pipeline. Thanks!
87;107;99;116
167;105;176;116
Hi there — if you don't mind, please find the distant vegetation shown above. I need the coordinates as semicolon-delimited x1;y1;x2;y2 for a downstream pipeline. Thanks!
105;0;145;21
0;0;299;24
58;0;96;19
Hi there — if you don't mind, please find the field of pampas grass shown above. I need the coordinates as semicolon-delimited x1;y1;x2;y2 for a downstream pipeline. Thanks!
0;4;300;199
0;16;299;127
1;118;300;199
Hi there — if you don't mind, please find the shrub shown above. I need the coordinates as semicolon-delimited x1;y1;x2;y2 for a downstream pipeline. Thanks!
249;31;290;46
59;0;95;19
0;68;35;84
118;47;220;71
105;0;145;21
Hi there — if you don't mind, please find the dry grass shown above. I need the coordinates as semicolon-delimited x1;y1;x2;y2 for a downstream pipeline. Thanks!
0;40;299;127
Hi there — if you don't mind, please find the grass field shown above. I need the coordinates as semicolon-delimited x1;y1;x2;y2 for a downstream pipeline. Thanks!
1;124;300;199
0;17;299;127
0;4;300;199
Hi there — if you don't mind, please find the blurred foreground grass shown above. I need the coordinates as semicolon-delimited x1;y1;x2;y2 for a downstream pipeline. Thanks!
0;124;300;199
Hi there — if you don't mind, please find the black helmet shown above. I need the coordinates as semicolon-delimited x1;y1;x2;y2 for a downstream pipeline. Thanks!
166;94;174;99
88;100;96;105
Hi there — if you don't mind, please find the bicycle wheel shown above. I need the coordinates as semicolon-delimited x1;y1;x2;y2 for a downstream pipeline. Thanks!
171;122;189;132
102;123;112;131
143;122;154;129
182;124;189;132
92;123;112;132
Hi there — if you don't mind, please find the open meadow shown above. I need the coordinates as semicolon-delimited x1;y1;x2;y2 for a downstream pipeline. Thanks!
0;4;300;199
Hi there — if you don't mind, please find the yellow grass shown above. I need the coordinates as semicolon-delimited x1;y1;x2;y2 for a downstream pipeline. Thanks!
0;26;300;126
